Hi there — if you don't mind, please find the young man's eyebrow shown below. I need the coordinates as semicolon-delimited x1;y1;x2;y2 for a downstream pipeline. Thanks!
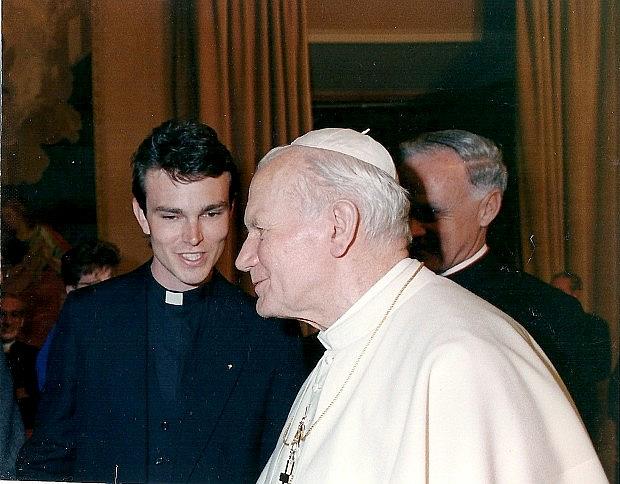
200;202;229;213
154;206;183;214
153;202;229;215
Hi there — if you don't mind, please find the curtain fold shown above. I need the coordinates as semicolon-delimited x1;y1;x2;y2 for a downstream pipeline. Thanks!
171;0;312;280
172;0;313;281
171;0;199;120
517;6;618;476
515;0;619;344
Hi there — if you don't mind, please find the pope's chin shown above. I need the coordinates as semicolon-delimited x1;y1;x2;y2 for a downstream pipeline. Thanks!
255;297;275;318
256;297;293;321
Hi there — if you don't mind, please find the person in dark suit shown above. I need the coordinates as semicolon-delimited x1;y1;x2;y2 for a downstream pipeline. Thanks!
16;120;306;483
550;271;612;440
550;271;611;384
35;238;121;391
0;352;25;479
1;292;39;433
398;129;606;441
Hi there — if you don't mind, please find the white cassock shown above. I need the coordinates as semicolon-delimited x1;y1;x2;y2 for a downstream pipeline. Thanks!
258;259;607;484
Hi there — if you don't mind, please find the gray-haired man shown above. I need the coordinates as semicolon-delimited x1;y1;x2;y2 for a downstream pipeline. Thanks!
398;129;605;440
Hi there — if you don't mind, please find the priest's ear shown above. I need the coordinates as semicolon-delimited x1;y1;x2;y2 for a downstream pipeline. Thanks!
329;199;359;258
132;198;151;236
477;189;503;228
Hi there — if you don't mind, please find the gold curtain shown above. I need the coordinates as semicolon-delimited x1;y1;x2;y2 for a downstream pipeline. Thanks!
172;0;313;281
515;1;619;347
92;1;311;277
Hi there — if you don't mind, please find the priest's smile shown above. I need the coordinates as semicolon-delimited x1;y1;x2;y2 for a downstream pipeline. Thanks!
134;170;232;291
180;252;206;264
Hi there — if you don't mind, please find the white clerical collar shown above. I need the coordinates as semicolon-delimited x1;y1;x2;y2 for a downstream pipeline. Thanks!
3;340;15;352
440;244;488;277
319;258;422;350
165;290;184;306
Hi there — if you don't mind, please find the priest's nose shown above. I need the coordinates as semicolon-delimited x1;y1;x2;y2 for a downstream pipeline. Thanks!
183;221;204;246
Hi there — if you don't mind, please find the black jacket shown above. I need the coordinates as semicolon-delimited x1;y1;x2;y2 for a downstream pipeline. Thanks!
17;263;306;483
4;340;39;431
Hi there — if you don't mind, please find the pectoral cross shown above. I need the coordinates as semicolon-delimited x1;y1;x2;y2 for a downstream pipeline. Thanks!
279;413;306;483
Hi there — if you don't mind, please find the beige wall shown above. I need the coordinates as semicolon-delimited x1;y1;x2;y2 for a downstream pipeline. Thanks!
306;0;481;42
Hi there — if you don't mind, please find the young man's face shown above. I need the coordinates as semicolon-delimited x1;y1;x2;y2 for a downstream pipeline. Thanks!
66;266;114;293
133;169;232;291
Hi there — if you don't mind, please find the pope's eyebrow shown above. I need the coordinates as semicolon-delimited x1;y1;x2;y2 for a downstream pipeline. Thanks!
244;215;261;229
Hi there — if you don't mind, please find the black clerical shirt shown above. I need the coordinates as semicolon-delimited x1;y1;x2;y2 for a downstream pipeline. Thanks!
145;277;213;481
146;277;210;403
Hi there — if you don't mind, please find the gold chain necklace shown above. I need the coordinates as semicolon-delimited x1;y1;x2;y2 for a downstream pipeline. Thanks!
282;262;425;447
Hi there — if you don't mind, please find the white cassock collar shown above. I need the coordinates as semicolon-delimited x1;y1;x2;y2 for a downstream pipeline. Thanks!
440;244;489;277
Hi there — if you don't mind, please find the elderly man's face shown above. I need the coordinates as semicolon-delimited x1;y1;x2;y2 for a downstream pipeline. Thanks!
399;149;488;273
236;154;329;322
1;295;26;342
551;276;581;299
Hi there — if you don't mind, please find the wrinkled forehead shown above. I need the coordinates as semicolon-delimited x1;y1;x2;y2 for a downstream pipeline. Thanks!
551;276;572;291
401;150;469;188
253;147;306;190
246;150;306;220
257;145;309;171
0;295;25;311
81;265;113;279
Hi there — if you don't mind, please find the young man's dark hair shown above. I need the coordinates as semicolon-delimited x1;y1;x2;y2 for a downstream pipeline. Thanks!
60;240;121;288
131;119;240;212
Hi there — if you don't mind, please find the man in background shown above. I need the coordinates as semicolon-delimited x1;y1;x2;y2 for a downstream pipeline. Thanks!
236;127;605;482
0;352;24;479
398;129;605;440
1;292;38;433
35;239;121;390
17;119;306;483
1;199;69;348
60;239;121;292
551;271;612;438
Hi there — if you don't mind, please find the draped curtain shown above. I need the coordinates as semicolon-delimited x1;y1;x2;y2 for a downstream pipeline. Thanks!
171;0;313;282
92;1;311;275
515;1;619;351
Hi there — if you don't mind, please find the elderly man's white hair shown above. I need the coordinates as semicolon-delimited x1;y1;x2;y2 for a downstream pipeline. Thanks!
400;129;507;198
258;141;411;245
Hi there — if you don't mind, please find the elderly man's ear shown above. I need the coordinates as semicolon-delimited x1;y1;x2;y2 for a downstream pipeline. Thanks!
478;189;503;228
329;199;359;258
